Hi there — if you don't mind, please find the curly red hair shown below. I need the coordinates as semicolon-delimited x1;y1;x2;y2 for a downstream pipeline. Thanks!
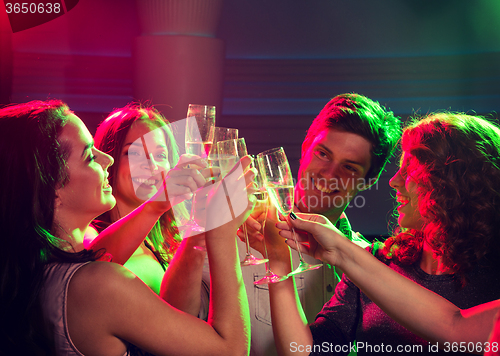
383;113;500;280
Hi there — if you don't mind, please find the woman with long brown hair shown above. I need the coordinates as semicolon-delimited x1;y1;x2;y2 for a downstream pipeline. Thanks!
85;103;210;316
0;99;254;355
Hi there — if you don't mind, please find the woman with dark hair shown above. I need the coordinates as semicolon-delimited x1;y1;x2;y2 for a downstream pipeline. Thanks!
85;103;210;316
0;100;254;355
268;112;500;355
382;113;500;281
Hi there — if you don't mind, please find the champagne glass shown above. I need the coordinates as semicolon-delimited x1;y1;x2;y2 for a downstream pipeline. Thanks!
216;138;245;177
216;140;268;266
182;104;215;233
208;127;239;180
241;155;269;266
253;157;287;284
185;105;215;158
257;147;323;276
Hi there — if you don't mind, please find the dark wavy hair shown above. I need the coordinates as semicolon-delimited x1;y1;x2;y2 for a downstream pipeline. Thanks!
93;103;187;266
302;93;402;182
0;100;100;355
383;113;500;280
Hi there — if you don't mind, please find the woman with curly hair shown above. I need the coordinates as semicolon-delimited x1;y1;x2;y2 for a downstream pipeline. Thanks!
0;99;253;355
85;104;211;316
268;112;500;355
382;112;500;282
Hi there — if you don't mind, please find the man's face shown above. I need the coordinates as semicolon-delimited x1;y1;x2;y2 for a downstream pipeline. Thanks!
295;128;373;220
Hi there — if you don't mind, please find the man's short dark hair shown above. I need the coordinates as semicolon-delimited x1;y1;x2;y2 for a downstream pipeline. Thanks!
302;93;401;181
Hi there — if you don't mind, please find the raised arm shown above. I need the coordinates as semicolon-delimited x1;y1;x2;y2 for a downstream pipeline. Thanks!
84;155;212;315
160;165;221;316
84;155;207;264
278;213;500;349
160;232;207;316
243;203;313;356
68;156;256;356
84;199;173;263
268;251;313;355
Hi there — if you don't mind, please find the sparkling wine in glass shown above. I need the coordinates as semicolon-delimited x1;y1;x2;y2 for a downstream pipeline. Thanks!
208;127;239;181
216;138;245;177
241;156;269;266
252;156;287;284
182;104;215;234
257;147;323;276
186;141;213;157
216;140;268;266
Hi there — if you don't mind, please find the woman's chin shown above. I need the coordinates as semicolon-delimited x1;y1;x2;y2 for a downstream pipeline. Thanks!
135;192;156;201
100;198;117;214
134;185;158;201
107;198;117;210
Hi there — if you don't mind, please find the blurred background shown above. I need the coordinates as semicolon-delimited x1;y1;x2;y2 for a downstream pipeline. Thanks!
1;0;499;239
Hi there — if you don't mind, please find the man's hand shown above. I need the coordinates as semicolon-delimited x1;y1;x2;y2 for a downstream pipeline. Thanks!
237;201;290;261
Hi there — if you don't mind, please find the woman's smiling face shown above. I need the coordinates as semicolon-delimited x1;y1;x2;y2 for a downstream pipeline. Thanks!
55;114;115;223
390;153;424;231
114;121;170;208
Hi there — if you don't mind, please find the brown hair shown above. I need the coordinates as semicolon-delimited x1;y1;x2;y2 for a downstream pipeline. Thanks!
94;102;187;266
302;93;401;181
0;100;101;355
383;113;500;280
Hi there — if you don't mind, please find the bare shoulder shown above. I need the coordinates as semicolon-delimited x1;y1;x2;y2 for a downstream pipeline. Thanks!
68;260;177;321
67;261;209;355
70;261;134;293
67;262;155;355
68;261;142;322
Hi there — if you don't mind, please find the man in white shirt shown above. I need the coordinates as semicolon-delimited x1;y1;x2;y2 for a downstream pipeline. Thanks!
238;93;401;356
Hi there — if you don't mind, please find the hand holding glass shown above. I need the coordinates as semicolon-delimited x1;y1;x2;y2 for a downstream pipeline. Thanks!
257;147;322;276
252;156;287;284
216;140;268;266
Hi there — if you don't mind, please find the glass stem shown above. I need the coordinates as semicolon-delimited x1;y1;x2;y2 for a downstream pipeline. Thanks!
260;214;272;274
242;223;251;254
188;193;196;222
288;220;306;263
